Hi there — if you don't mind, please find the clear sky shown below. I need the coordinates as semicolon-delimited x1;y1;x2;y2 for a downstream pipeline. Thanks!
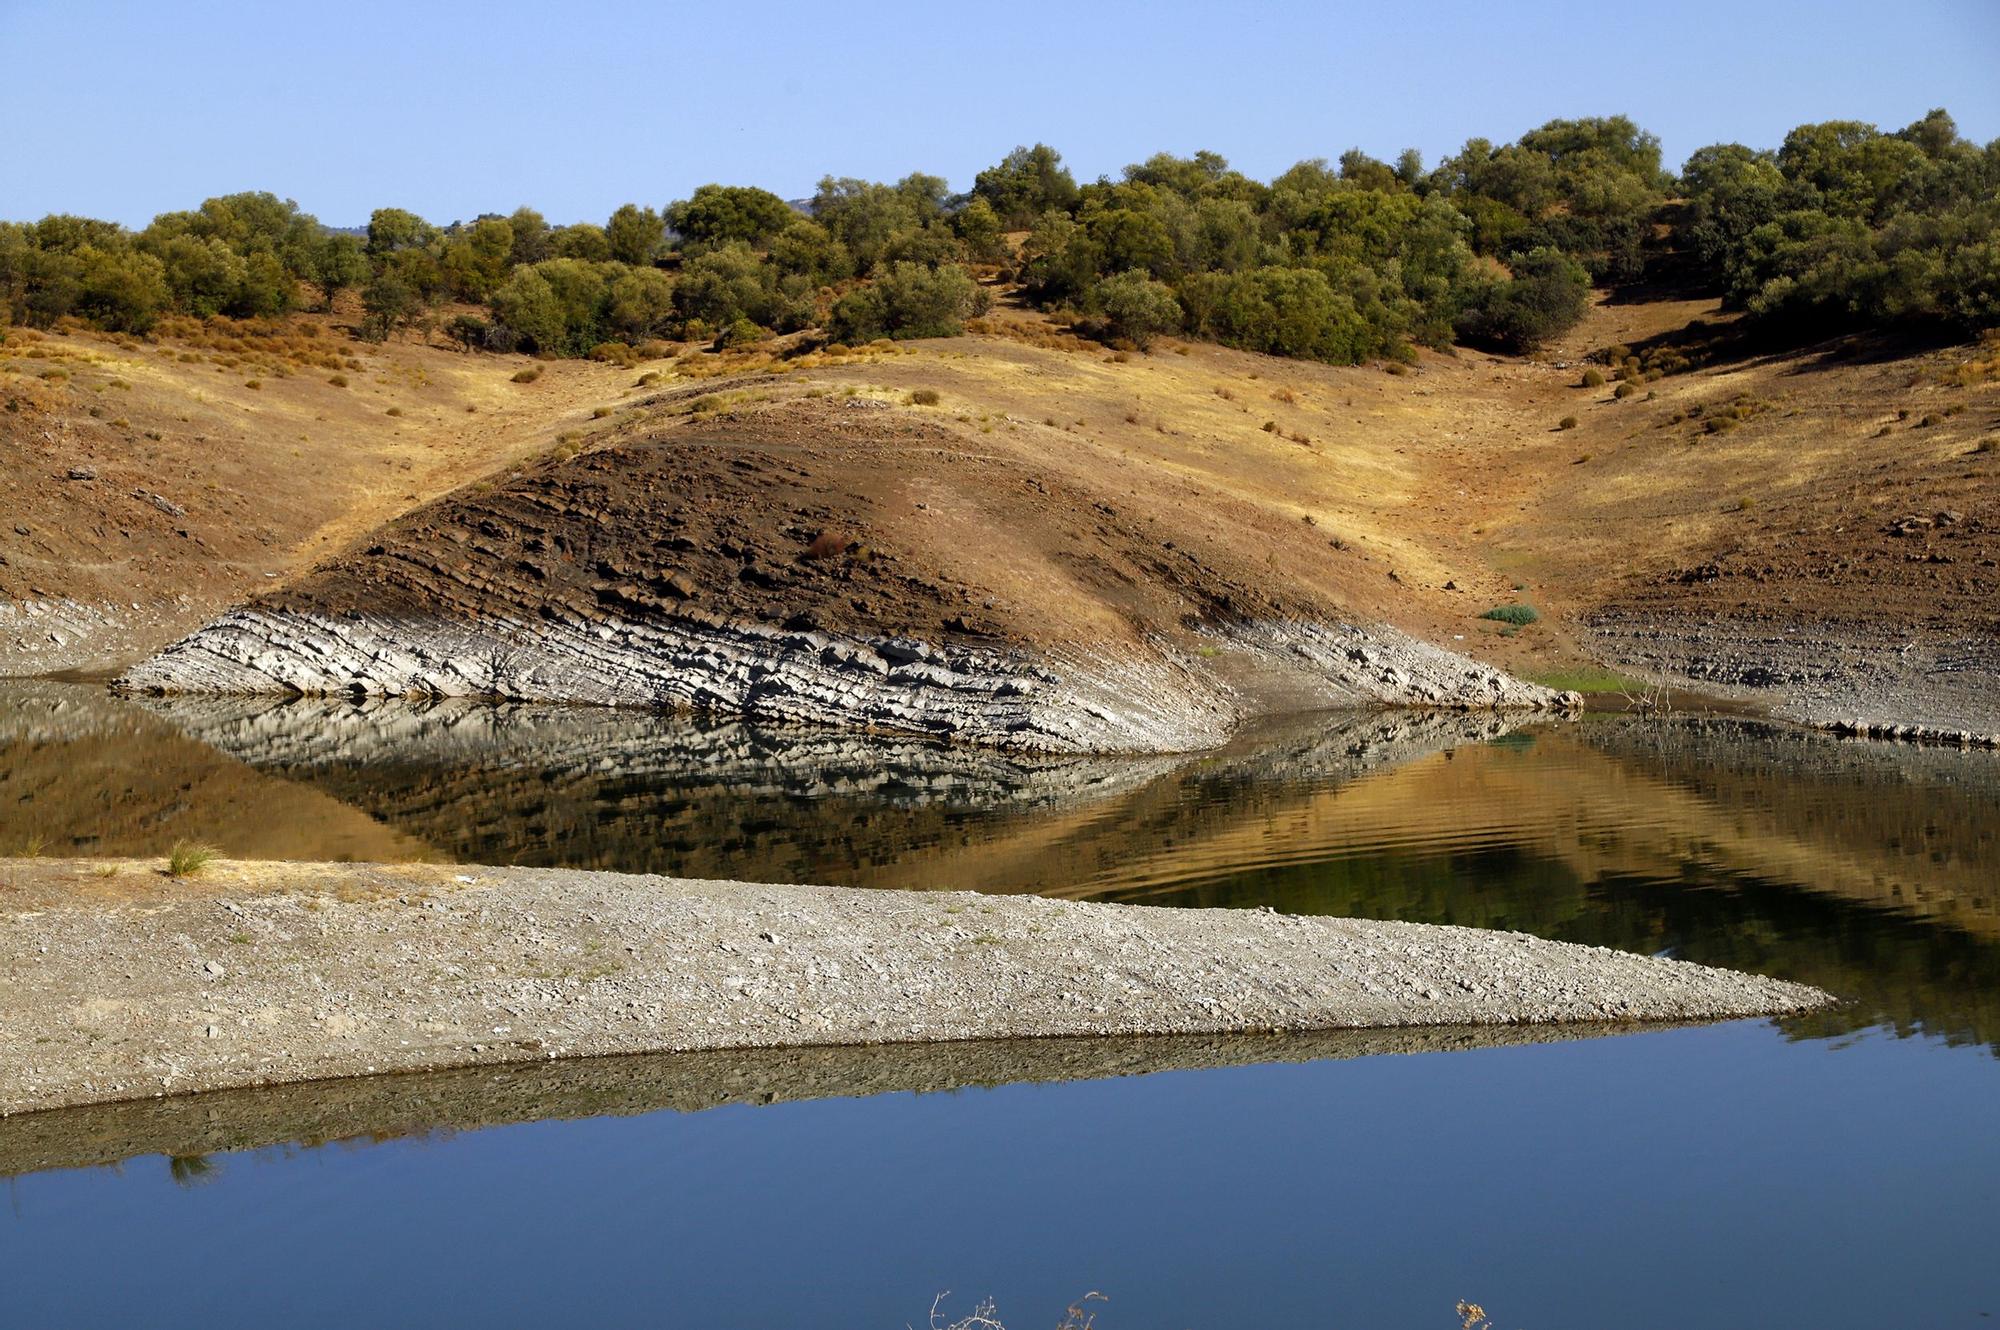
5;0;1997;228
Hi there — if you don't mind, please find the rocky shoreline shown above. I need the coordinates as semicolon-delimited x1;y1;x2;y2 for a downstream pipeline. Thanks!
115;608;1576;754
0;859;1833;1118
1587;612;2000;749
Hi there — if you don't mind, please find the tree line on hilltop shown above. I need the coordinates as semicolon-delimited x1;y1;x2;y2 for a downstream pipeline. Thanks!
2;110;1994;366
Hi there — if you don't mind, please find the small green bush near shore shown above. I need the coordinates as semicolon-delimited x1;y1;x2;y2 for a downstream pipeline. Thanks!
1480;604;1540;626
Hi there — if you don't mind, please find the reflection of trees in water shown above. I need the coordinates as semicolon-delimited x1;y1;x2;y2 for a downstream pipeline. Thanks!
1127;849;2000;1056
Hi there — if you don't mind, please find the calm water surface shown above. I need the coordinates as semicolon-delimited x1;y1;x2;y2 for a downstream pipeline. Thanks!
2;685;1997;1328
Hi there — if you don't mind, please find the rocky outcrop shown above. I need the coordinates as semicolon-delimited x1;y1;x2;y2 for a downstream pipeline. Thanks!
119;605;1575;754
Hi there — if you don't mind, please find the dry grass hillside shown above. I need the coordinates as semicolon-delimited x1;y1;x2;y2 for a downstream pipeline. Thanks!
5;287;1996;725
0;305;652;671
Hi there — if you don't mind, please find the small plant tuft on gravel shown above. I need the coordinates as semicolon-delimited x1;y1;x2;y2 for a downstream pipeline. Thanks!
167;841;219;878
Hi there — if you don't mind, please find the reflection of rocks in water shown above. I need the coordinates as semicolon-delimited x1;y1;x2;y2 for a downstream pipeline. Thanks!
0;1023;1632;1179
1205;708;1528;781
135;693;1187;808
135;695;1523;884
0;683;423;862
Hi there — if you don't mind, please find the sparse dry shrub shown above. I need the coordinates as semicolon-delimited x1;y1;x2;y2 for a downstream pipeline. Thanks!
1558;415;1578;430
1581;368;1605;387
908;387;941;405
804;530;847;560
511;366;543;384
167;841;218;878
328;374;348;387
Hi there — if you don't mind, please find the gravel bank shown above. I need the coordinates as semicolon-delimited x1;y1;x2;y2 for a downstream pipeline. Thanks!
0;859;1833;1117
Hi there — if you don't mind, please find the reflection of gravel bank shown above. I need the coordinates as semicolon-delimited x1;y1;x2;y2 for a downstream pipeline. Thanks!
0;1025;1647;1178
0;859;1831;1118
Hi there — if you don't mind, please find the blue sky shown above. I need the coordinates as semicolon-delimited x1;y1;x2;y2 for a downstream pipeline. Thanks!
5;0;1997;228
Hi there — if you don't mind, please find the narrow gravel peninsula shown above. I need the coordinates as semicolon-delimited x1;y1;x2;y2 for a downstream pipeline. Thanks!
0;859;1834;1117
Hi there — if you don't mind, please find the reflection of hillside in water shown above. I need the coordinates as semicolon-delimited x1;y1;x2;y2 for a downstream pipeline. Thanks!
1078;717;2000;1054
136;695;1522;886
0;683;425;862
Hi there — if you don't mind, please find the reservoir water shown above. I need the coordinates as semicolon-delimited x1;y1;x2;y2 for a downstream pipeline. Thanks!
2;684;1996;1328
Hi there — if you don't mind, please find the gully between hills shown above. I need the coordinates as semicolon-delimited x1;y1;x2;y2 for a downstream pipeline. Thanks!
120;396;1572;753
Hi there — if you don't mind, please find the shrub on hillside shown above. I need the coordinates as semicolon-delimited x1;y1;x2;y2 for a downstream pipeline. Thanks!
1456;248;1591;351
829;262;985;342
1091;270;1182;350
